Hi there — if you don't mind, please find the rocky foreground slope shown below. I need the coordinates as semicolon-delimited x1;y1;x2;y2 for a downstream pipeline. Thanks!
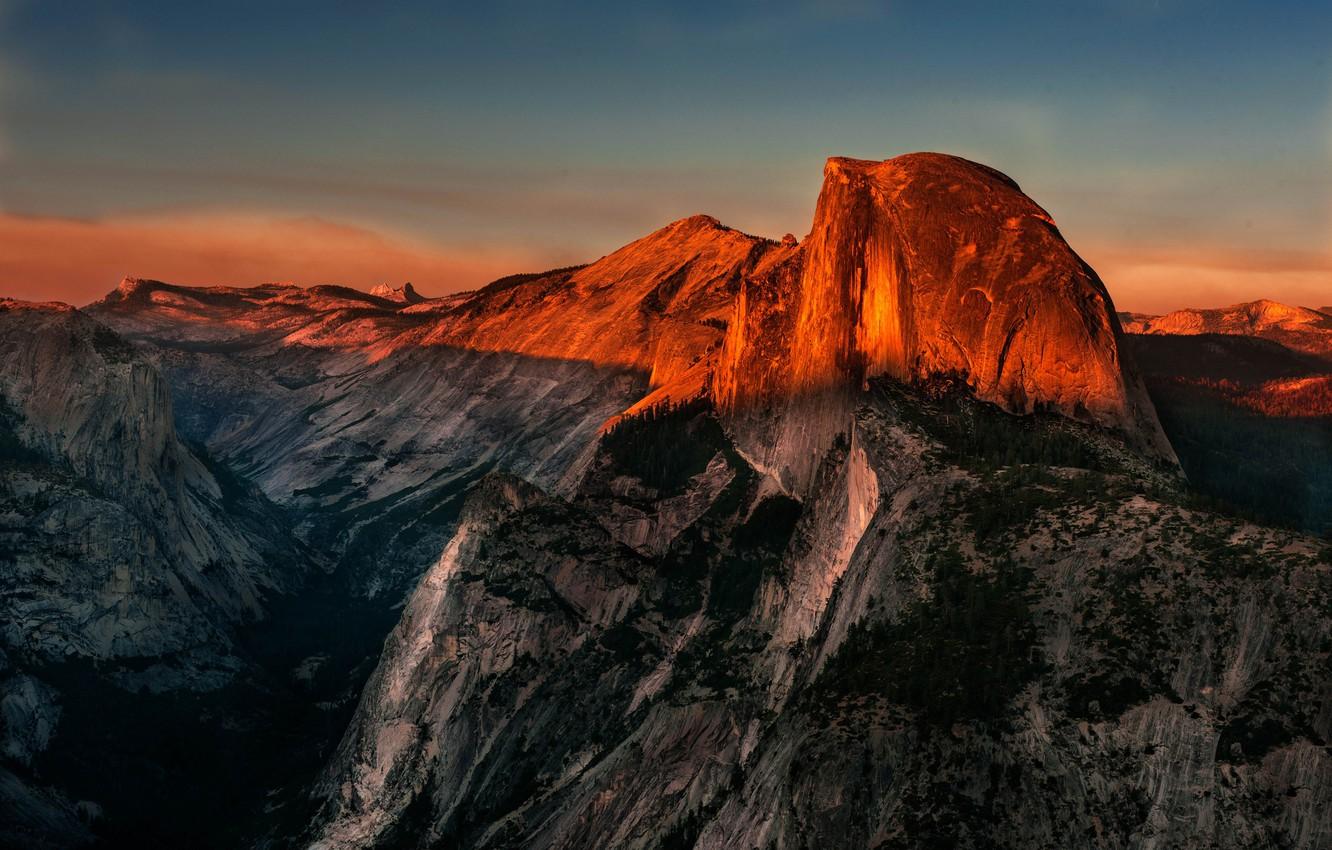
306;385;1330;850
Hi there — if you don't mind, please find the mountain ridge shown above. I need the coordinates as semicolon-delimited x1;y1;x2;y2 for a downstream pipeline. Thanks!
89;153;1175;489
1121;299;1332;365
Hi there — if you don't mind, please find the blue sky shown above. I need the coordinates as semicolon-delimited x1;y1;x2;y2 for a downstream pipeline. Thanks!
0;1;1329;311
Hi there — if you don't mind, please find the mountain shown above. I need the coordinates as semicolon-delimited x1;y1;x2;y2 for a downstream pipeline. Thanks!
292;157;1327;849
4;152;1329;849
1122;300;1332;364
88;214;778;600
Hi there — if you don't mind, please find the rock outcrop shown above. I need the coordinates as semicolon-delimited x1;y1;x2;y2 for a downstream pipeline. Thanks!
717;154;1174;489
369;282;424;304
0;300;301;663
0;300;317;845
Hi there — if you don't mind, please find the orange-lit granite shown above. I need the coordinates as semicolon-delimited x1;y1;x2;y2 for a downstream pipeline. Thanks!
410;215;775;389
717;153;1174;486
91;154;1175;492
93;217;777;386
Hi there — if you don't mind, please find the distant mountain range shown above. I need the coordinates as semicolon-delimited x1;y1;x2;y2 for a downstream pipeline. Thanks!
1121;299;1332;364
2;153;1329;850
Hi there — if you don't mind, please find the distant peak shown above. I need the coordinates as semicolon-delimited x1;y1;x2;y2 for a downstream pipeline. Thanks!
659;214;726;235
1245;299;1303;317
635;213;780;249
1126;298;1332;338
107;276;167;303
369;282;424;304
679;213;722;227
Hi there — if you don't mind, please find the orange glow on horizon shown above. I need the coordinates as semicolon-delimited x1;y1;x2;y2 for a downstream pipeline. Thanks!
1;210;1328;317
0;212;551;306
1079;244;1332;316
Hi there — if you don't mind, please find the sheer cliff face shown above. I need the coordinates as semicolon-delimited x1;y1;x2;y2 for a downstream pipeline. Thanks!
718;154;1173;488
0;301;299;662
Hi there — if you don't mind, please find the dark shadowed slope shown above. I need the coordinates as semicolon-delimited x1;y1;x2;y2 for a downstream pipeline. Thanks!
1124;330;1332;536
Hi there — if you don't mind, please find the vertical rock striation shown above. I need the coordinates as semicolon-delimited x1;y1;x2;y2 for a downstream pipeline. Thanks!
717;153;1174;490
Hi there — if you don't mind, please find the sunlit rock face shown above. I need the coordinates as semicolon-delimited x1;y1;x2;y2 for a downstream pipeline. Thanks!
414;214;776;389
718;153;1174;489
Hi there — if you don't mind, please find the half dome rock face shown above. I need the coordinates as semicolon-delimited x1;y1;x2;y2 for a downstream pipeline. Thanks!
718;153;1174;488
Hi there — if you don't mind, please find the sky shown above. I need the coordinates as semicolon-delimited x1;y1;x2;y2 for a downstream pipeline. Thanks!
0;1;1329;313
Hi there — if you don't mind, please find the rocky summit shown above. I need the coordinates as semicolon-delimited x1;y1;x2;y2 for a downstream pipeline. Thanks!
716;153;1175;490
1;154;1329;850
